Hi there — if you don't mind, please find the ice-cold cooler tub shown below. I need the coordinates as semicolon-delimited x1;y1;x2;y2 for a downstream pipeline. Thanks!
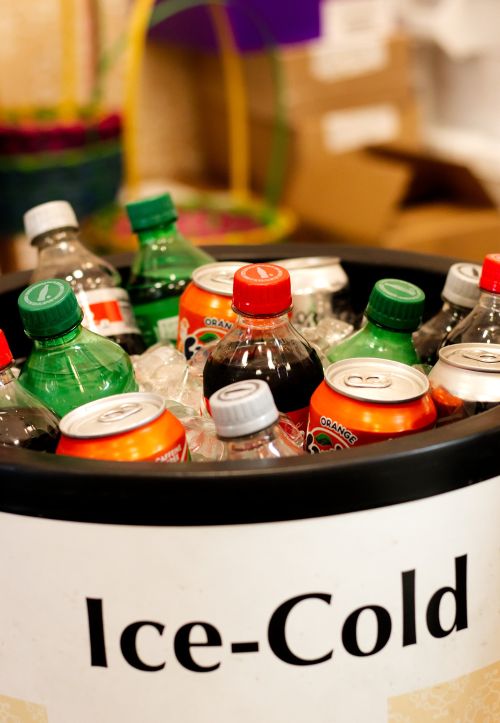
0;244;499;723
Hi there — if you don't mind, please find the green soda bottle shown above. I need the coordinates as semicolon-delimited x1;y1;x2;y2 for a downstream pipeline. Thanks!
18;278;138;418
126;193;213;347
326;278;425;366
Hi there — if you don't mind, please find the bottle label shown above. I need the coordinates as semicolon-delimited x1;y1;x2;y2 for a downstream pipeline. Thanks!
132;297;181;347
157;316;180;344
77;288;141;338
285;406;310;434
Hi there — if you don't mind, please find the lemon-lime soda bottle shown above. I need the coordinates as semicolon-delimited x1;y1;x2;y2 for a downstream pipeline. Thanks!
327;279;425;366
126;193;213;347
18;279;137;418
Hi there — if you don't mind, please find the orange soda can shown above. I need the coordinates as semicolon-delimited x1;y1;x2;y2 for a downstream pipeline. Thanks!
177;262;245;359
57;392;189;462
306;358;436;453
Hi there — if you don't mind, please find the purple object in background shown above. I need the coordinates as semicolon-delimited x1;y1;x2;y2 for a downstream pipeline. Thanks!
149;0;322;52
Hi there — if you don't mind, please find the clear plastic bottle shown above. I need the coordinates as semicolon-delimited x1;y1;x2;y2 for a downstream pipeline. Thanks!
326;278;425;366
203;263;324;432
210;379;304;459
25;200;146;356
126;193;214;347
0;329;60;451
444;254;500;347
413;262;481;366
18;279;138;418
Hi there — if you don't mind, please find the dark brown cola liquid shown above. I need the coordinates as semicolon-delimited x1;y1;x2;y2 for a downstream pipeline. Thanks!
203;339;324;416
108;332;146;356
0;408;60;452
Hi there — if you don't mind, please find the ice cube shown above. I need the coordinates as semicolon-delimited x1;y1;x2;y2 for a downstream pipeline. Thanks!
133;343;188;399
183;415;225;462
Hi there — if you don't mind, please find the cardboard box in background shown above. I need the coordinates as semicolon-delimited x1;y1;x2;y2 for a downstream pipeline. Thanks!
203;94;421;193
288;146;500;262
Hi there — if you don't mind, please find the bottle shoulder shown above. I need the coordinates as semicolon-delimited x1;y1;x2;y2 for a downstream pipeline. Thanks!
222;425;303;459
445;304;500;345
34;237;121;286
130;234;213;278
210;320;323;365
327;322;419;364
26;328;134;367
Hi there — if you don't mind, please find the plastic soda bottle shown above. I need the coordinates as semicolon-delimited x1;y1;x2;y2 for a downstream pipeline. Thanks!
25;200;146;356
326;278;425;366
210;379;305;459
126;193;214;347
413;262;481;366
443;254;500;347
0;329;60;451
203;263;324;432
18;279;138;418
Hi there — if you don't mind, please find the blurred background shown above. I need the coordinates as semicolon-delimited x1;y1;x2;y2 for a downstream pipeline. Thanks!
1;0;500;271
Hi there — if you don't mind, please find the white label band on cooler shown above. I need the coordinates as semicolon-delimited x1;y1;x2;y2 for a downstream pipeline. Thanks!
77;288;140;337
0;477;499;721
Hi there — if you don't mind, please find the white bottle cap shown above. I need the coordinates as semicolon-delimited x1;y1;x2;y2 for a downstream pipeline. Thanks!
210;379;279;438
24;200;79;243
442;262;482;308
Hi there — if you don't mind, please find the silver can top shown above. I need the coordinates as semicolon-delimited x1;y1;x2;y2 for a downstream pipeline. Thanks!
273;256;348;294
325;358;429;403
192;262;246;297
438;343;500;373
59;392;165;439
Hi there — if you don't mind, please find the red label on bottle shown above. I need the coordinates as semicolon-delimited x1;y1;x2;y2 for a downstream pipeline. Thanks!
281;406;309;433
76;288;140;337
89;300;123;323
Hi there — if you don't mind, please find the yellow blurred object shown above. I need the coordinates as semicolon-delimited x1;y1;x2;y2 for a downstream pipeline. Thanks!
118;0;295;249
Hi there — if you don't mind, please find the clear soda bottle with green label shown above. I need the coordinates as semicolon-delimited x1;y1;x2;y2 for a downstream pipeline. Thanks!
126;193;213;347
18;279;138;418
326;278;425;366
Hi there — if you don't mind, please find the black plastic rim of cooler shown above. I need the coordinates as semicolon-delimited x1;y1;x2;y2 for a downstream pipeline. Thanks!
0;244;498;526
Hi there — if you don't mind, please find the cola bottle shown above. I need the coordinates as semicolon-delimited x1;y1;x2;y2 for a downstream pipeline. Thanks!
444;254;500;347
413;262;481;366
0;329;59;451
203;263;324;432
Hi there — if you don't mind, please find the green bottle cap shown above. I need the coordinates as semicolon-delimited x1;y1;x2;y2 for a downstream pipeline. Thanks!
125;193;178;233
365;278;425;331
18;278;83;339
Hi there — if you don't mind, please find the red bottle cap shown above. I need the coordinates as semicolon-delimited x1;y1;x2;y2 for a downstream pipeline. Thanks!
0;329;14;368
480;254;500;293
233;264;292;315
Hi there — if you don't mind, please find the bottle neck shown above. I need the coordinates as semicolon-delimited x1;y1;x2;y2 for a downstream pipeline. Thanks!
220;422;278;448
33;324;82;348
0;364;16;387
234;308;292;330
441;298;472;315
364;316;415;338
478;289;500;311
136;222;178;246
33;227;82;251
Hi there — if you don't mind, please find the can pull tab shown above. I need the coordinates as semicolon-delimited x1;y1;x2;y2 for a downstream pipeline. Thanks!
98;403;142;423
462;351;500;364
212;270;233;286
344;374;392;389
